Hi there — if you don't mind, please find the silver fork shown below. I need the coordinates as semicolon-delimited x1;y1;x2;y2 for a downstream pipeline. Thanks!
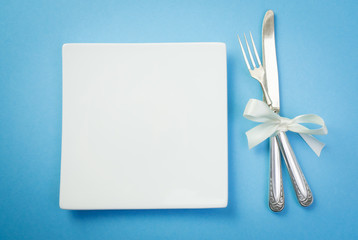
238;33;285;212
238;33;272;107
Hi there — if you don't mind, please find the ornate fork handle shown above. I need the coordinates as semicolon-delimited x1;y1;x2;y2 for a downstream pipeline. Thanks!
276;132;313;207
269;136;284;211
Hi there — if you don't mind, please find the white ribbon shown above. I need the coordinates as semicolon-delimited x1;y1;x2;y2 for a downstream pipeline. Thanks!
243;99;328;156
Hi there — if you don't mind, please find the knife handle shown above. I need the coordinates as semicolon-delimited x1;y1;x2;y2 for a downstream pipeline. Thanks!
276;132;313;207
268;136;284;212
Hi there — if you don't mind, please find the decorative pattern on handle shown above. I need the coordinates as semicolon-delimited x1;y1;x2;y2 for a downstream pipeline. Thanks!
268;136;284;212
269;177;284;211
290;173;313;207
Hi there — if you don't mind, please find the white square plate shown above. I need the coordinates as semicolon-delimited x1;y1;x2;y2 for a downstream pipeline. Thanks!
60;43;227;209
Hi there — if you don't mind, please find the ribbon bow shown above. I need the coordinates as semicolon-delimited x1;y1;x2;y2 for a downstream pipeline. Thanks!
243;99;328;156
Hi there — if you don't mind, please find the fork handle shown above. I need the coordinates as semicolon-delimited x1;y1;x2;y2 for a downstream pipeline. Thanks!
276;132;313;207
260;82;272;107
269;136;284;212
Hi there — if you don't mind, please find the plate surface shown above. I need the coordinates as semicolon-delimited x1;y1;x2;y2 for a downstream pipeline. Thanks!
60;43;228;209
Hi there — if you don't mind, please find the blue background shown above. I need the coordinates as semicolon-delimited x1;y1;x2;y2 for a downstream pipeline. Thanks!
1;0;357;239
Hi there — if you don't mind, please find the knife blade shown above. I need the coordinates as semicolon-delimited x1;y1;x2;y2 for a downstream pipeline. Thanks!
262;10;280;112
262;10;284;212
262;10;313;207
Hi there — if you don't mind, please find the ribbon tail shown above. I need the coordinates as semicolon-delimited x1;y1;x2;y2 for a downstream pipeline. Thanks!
299;133;325;157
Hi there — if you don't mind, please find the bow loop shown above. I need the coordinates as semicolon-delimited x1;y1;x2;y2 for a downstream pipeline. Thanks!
243;99;328;156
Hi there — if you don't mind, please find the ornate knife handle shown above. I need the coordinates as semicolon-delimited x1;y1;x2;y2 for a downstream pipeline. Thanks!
276;132;313;207
269;136;284;212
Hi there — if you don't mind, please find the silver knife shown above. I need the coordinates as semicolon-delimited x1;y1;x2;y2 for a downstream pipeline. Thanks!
262;11;284;212
262;10;313;207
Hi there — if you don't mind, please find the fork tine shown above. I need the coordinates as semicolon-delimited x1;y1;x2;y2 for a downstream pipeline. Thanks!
250;32;261;66
244;33;256;68
237;35;251;70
